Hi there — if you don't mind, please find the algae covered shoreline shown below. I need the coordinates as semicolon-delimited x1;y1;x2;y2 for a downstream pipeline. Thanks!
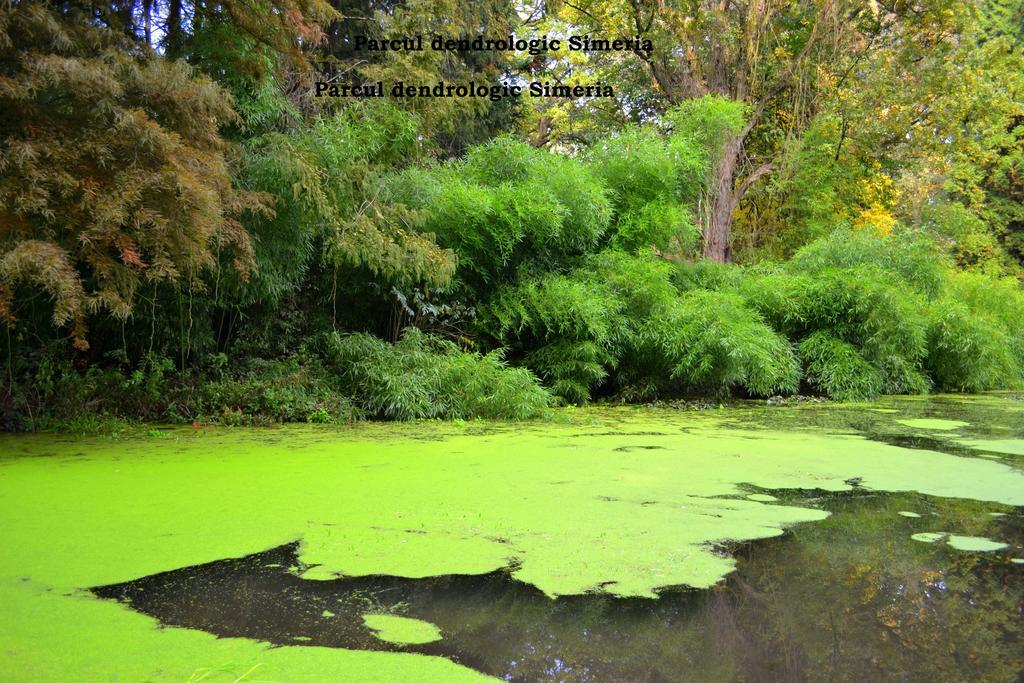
1;395;1023;681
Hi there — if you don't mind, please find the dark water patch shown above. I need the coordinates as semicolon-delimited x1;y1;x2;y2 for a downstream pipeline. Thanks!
567;431;671;438
704;394;1024;444
867;433;1011;460
92;492;1024;682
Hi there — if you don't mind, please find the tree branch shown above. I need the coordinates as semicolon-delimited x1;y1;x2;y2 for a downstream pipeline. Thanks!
742;0;835;139
732;161;774;206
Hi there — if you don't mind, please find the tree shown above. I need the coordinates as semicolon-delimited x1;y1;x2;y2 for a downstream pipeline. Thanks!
320;0;523;155
0;3;266;348
552;0;974;262
941;0;1024;268
234;103;456;313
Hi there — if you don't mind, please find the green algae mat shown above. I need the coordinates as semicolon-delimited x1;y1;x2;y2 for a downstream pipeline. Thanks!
1;395;1023;681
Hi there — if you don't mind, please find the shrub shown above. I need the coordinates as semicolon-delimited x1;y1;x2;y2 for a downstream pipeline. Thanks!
320;328;551;420
483;271;623;403
197;358;358;425
484;251;798;402
651;291;800;397
672;259;751;293
799;332;884;401
237;103;455;299
527;340;612;405
586;126;683;211
920;201;1017;276
948;271;1024;365
2;346;360;430
788;229;948;298
733;234;937;400
587;252;797;399
926;303;1020;392
612;200;699;254
382;136;611;292
532;155;613;255
15;349;178;427
925;273;1024;391
586;121;706;257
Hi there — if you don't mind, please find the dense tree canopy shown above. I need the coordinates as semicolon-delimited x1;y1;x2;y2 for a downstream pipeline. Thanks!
2;0;1024;428
0;3;264;348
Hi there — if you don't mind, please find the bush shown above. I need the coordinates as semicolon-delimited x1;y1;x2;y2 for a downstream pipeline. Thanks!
382;136;612;292
925;273;1024;391
1;344;359;430
197;358;358;425
483;250;798;402
525;340;611;405
788;229;947;298
320;328;551;420
730;232;938;400
654;291;800;397
482;262;630;403
592;253;797;399
799;332;884;401
711;229;1024;400
8;348;178;429
586;120;707;258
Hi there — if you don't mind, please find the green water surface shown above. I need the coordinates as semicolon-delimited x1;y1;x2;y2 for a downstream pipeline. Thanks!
1;394;1022;681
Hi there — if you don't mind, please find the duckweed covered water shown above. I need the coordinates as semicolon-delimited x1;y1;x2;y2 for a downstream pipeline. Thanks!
2;394;1023;681
91;493;1023;682
911;532;1010;552
362;615;442;645
897;418;971;430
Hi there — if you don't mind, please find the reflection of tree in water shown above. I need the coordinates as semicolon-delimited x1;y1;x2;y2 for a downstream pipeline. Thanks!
722;493;1023;682
93;492;1022;682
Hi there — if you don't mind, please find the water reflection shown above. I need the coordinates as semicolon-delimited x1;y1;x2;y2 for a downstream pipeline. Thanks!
93;491;1022;682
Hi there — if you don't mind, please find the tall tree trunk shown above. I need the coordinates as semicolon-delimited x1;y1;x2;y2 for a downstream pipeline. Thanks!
166;0;184;58
622;1;834;262
703;136;743;263
143;0;153;46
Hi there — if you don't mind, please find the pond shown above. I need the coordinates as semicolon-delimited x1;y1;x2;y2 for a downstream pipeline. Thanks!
1;395;1022;681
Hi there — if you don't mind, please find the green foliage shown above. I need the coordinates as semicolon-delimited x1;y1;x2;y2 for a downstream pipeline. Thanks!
799;332;883;402
378;111;721;319
662;96;747;178
585;112;712;256
1;344;358;430
735;238;934;401
941;1;1024;271
586;127;683;209
787;230;947;298
526;340;611;405
486;270;622;403
485;250;797;403
6;347;177;430
236;103;455;301
671;259;749;292
5;0;1024;429
654;291;800;398
197;358;357;425
320;328;551;420
0;3;263;348
919;201;1016;276
612;200;700;254
325;0;521;151
926;273;1024;392
383;136;611;291
725;230;1024;400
